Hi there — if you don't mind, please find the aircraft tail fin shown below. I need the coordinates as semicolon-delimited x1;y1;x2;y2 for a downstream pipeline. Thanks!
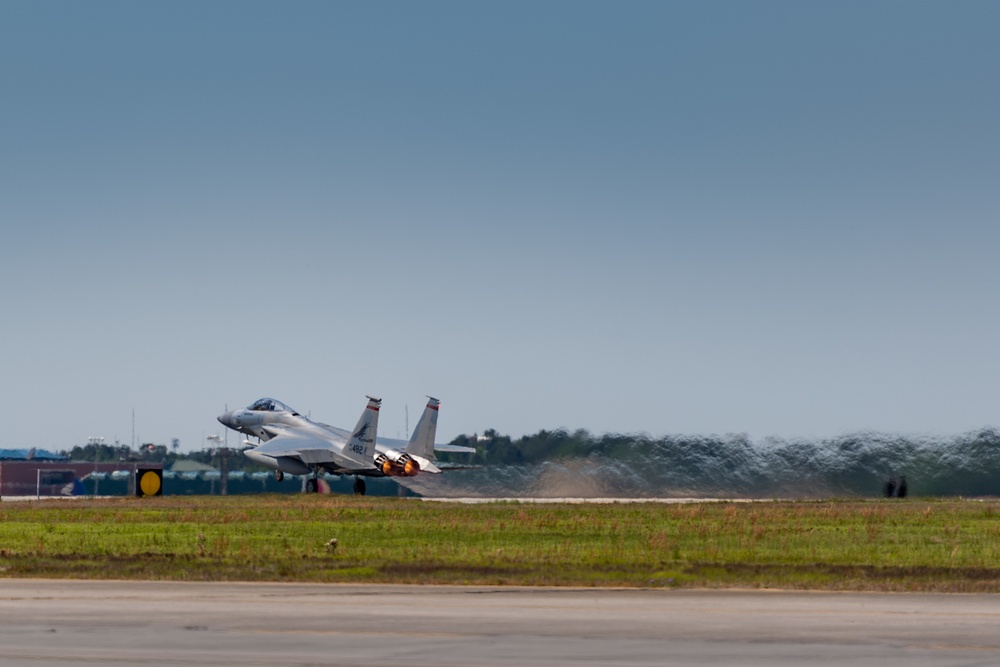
341;396;381;467
404;397;440;460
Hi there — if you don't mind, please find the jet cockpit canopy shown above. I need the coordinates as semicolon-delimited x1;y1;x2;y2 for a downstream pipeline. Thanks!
247;398;298;415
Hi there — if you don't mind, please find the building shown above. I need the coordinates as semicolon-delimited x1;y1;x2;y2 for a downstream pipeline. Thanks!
0;455;162;498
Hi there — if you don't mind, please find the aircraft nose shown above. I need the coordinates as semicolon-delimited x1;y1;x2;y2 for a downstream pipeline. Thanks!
217;411;232;427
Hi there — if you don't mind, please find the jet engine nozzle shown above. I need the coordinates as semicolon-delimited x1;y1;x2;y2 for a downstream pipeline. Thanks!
374;449;420;477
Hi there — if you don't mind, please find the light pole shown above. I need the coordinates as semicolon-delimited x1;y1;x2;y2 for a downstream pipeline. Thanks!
207;435;228;495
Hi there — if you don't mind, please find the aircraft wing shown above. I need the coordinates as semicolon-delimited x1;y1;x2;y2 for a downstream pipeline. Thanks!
433;443;477;454
324;424;477;456
372;435;477;455
253;427;357;469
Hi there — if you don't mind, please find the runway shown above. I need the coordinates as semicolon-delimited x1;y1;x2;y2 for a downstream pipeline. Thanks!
418;496;764;504
0;580;998;666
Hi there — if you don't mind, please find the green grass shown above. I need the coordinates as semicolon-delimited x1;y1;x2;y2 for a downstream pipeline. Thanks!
1;496;999;590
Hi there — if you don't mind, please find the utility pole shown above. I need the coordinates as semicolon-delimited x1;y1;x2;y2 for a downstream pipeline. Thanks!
219;447;229;496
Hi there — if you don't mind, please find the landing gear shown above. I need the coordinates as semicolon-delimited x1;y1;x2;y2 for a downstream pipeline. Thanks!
353;477;366;496
274;470;284;482
303;465;323;494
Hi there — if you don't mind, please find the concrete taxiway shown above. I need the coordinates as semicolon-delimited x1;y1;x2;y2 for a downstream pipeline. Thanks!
0;580;998;666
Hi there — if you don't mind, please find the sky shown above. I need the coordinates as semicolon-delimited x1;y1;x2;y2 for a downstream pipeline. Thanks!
2;1;999;452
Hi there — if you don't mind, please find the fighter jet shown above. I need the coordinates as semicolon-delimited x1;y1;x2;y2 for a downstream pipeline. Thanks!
217;396;473;494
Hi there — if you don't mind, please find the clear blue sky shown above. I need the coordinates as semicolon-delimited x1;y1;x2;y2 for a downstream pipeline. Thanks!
2;1;998;451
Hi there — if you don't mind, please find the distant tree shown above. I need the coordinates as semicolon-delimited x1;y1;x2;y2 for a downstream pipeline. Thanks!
138;443;168;462
62;442;121;462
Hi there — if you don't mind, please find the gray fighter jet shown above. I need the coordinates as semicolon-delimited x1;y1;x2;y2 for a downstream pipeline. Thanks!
217;396;472;494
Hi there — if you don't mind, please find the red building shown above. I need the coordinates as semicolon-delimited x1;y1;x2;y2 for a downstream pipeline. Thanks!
0;461;161;497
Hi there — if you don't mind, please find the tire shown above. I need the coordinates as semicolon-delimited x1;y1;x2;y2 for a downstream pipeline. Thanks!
353;477;366;496
275;470;284;482
305;478;317;493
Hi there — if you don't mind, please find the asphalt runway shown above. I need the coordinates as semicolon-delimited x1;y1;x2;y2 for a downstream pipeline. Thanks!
0;580;998;667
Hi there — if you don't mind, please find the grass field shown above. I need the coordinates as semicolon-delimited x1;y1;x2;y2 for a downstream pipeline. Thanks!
1;495;999;591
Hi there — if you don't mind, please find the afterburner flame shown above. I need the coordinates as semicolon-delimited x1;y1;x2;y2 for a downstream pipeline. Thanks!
375;450;422;477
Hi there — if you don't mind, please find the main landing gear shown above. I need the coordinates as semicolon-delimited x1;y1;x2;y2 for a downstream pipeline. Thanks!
353;477;367;496
305;466;322;494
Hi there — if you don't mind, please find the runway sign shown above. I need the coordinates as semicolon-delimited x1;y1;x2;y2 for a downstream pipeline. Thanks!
136;467;163;497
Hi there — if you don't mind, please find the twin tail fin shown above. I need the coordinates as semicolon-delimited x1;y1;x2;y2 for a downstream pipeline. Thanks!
404;397;440;460
341;396;381;466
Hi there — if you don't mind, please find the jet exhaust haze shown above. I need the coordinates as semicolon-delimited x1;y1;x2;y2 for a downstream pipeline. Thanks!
400;428;1000;498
